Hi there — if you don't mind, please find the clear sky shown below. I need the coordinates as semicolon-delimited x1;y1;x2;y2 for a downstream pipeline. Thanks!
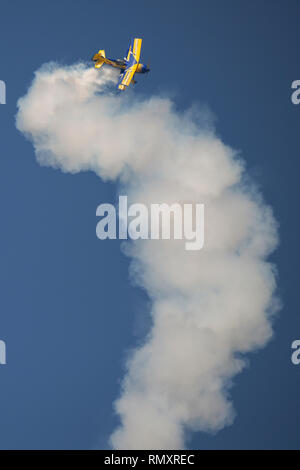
0;0;299;449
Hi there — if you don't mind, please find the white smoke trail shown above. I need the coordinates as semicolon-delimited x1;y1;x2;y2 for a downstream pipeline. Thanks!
16;63;279;449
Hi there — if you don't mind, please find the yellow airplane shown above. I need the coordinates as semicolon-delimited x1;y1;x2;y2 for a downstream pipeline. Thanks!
92;38;150;90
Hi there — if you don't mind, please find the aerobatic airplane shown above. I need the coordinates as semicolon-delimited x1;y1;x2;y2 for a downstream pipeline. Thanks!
92;38;150;90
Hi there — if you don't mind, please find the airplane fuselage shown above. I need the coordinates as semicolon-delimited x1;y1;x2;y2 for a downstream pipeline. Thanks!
92;55;149;73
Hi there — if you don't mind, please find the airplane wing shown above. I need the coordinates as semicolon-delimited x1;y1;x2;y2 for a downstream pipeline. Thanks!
125;44;132;62
131;38;142;63
118;64;138;90
118;38;142;90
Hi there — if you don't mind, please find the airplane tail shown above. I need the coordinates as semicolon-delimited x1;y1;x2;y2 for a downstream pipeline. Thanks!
93;50;106;69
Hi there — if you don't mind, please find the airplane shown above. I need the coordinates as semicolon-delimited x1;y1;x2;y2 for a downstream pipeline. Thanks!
92;38;150;91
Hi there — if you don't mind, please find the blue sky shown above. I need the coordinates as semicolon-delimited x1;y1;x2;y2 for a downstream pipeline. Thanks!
0;0;299;449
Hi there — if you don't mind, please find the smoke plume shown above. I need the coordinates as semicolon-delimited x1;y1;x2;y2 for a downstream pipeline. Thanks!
16;63;279;449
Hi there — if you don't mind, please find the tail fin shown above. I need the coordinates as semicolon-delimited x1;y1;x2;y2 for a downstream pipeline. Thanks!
93;50;106;69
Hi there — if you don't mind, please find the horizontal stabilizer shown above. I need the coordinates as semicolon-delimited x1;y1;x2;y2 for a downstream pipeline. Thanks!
95;61;105;69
